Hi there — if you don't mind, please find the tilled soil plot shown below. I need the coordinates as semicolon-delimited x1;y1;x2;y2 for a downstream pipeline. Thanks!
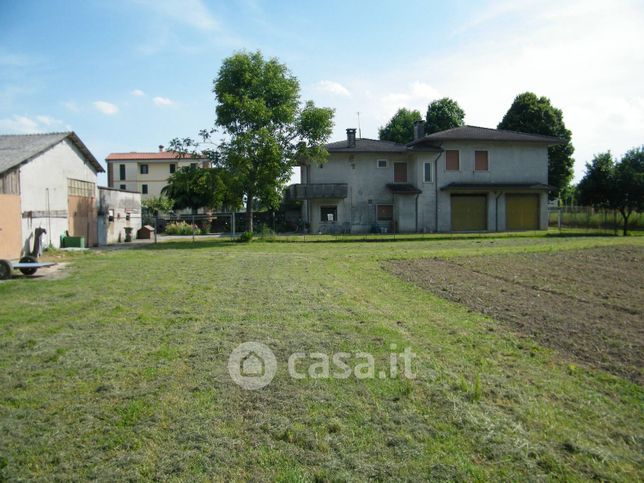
386;246;644;383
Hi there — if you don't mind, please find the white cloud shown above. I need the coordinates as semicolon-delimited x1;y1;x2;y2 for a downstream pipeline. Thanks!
93;101;119;115
153;96;174;106
131;89;145;97
135;0;218;31
62;101;80;112
313;80;351;97
0;114;67;134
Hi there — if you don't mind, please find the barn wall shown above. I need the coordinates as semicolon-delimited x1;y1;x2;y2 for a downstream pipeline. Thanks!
0;194;22;259
19;138;98;249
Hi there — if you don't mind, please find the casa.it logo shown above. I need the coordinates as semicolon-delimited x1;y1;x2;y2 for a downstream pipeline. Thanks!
227;341;277;390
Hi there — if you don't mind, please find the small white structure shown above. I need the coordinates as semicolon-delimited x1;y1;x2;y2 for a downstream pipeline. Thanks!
0;132;104;254
97;187;142;245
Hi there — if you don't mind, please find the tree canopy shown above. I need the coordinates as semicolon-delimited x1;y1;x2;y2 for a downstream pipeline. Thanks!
378;108;423;144
577;147;644;235
161;165;230;214
498;92;574;196
425;98;465;134
171;50;334;232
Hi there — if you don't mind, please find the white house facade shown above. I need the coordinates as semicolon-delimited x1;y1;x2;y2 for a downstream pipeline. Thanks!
288;124;561;234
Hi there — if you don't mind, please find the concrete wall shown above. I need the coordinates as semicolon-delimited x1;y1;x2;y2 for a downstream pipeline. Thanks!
303;141;549;233
97;187;142;245
19;138;99;250
0;194;22;259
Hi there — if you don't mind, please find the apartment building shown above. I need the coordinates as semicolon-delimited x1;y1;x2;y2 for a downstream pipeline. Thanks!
105;146;209;199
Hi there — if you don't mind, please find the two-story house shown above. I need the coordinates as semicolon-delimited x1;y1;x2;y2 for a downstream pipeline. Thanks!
287;123;562;233
105;146;209;200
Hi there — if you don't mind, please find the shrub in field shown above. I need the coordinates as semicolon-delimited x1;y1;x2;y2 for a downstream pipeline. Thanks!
164;222;196;236
257;224;276;241
239;231;254;242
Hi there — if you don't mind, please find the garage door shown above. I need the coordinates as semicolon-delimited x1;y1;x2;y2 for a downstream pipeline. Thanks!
451;194;487;231
506;194;539;231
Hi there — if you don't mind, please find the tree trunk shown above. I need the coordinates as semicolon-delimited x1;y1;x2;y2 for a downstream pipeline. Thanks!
246;194;254;232
621;210;630;236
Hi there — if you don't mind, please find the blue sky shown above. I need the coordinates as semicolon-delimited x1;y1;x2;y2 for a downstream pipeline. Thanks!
1;0;643;186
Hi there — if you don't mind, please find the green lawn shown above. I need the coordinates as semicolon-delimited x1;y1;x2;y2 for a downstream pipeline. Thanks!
0;235;642;480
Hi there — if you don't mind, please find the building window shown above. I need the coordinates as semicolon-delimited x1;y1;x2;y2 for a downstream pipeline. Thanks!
119;184;126;190
377;204;393;222
475;150;489;171
119;164;126;180
377;159;388;168
169;163;176;173
67;178;96;197
424;162;433;182
190;163;198;168
108;209;114;222
140;164;149;174
320;205;337;222
141;184;148;195
446;150;459;171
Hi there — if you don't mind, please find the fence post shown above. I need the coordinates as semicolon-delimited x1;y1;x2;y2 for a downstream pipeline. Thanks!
154;213;158;244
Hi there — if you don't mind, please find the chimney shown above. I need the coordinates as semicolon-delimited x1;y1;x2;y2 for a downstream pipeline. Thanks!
413;120;426;141
346;128;357;148
158;144;164;152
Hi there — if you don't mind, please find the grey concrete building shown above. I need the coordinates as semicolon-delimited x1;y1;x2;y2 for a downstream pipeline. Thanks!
287;123;562;233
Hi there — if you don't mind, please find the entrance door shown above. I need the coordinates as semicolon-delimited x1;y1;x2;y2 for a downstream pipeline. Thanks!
451;194;487;231
506;194;539;230
394;162;407;183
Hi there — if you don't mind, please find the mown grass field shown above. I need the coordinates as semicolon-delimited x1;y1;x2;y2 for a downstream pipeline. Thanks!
0;234;642;480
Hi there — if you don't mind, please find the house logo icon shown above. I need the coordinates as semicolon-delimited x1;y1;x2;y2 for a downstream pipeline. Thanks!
228;342;277;390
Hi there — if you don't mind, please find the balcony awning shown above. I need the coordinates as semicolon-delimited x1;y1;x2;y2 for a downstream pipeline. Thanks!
386;183;422;195
286;183;348;200
441;183;552;192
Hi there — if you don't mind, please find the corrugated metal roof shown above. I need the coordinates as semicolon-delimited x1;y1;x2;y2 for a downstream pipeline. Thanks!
0;132;104;174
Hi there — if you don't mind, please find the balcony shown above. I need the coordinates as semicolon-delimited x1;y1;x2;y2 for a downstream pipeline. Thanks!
286;183;348;201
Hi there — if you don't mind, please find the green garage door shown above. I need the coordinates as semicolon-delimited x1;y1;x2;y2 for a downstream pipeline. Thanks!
506;194;539;231
451;194;487;231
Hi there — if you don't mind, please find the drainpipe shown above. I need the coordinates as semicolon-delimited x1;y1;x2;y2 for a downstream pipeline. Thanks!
415;193;419;233
495;191;503;231
433;152;442;233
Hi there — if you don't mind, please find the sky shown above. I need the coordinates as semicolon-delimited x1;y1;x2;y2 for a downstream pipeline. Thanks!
1;0;643;187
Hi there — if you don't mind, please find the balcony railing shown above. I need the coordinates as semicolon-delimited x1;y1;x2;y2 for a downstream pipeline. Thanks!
286;183;348;200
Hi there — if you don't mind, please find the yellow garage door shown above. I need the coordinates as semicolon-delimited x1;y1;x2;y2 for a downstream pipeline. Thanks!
506;194;539;231
451;195;487;231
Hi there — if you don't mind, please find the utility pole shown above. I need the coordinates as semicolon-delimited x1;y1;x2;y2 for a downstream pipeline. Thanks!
357;112;362;139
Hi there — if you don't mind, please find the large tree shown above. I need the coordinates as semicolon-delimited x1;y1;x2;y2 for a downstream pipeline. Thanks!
498;92;574;196
172;51;334;232
577;147;644;235
161;165;229;214
378;108;423;144
425;97;465;134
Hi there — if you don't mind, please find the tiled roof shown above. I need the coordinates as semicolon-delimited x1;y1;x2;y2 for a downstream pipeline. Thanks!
409;125;564;145
325;138;441;153
105;151;204;161
0;132;103;174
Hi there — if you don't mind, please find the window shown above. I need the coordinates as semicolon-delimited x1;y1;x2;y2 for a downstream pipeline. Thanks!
377;159;388;168
446;150;459;171
169;163;176;173
394;162;407;183
119;184;126;190
119;164;126;180
140;164;149;174
108;209;114;222
320;205;337;222
475;151;489;171
377;204;393;222
190;163;198;168
141;184;148;195
67;178;96;197
424;162;433;182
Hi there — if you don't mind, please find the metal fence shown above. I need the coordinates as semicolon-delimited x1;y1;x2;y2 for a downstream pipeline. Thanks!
548;205;643;234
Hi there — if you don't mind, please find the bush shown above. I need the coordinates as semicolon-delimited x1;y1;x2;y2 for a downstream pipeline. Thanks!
239;231;254;242
164;222;196;236
257;223;276;241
